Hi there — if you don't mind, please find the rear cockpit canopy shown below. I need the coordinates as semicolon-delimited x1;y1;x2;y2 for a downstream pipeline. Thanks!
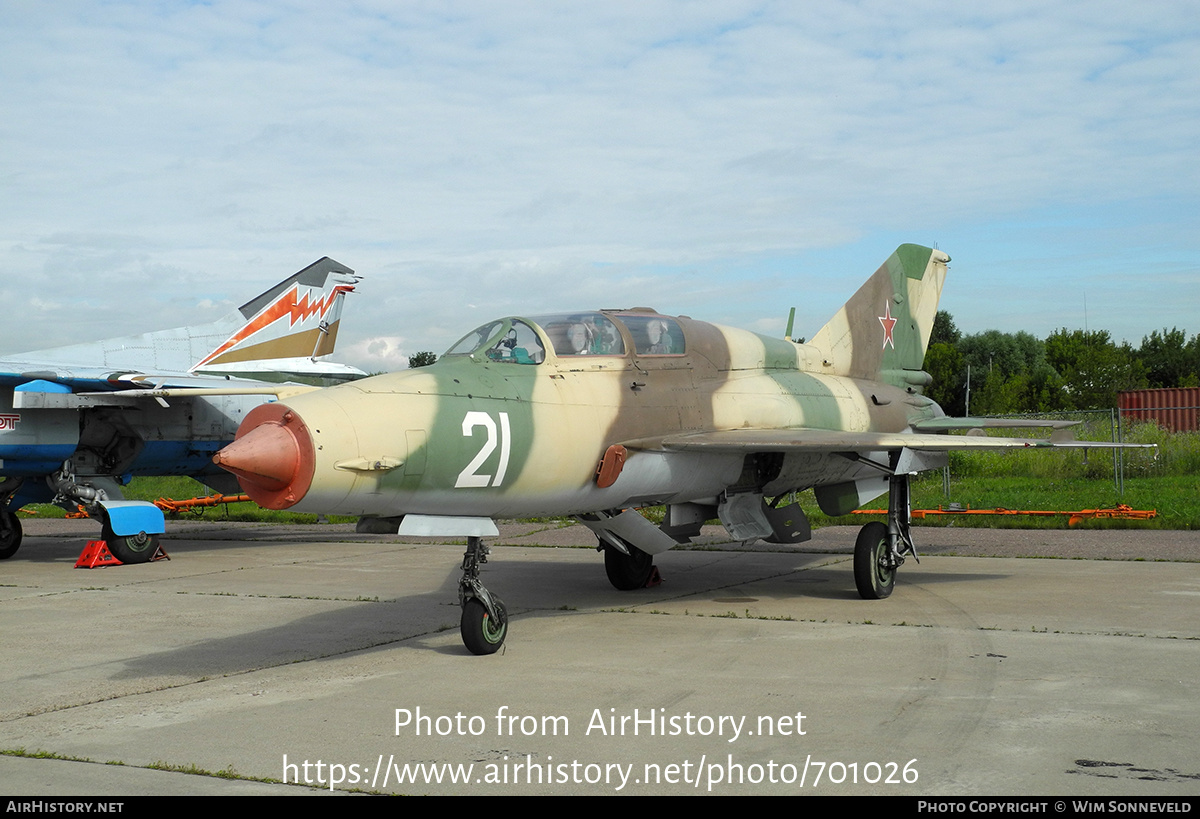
444;312;686;365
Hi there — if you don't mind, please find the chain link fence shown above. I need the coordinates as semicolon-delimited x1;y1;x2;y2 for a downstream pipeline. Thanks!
940;408;1195;495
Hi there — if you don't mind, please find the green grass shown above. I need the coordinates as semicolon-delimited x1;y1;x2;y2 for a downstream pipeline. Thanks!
19;473;1195;529
809;421;1198;530
942;420;1194;481
18;475;357;525
827;475;1198;530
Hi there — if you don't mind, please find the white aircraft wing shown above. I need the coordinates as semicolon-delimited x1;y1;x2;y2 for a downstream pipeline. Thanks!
647;427;1152;453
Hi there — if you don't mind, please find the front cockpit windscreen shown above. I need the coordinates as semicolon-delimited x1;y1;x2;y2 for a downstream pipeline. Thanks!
443;319;545;364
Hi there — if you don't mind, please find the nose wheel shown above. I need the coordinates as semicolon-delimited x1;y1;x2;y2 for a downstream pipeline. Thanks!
458;536;508;655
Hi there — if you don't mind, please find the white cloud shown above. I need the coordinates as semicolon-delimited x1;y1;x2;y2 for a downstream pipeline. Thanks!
1;1;1197;359
341;335;415;373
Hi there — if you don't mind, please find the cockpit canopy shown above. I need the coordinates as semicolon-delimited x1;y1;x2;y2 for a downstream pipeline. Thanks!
443;312;685;365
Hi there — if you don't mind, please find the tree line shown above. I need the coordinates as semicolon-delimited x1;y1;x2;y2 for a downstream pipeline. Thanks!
922;312;1200;416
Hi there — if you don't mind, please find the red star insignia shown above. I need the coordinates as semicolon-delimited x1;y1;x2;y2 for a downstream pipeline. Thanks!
879;303;897;350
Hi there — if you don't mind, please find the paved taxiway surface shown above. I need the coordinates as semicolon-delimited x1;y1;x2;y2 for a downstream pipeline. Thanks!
2;518;1197;795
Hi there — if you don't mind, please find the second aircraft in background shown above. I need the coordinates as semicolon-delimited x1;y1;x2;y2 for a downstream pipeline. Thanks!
1;258;364;562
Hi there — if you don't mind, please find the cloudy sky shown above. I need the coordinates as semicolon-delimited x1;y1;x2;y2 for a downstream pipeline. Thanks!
2;1;1197;371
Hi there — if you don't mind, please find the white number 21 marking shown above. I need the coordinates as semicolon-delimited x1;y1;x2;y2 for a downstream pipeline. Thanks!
455;411;511;488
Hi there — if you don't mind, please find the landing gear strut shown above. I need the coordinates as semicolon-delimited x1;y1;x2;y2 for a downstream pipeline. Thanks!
458;536;508;655
854;473;919;600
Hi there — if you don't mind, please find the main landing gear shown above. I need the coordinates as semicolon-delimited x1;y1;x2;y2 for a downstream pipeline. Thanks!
0;504;22;560
853;473;919;600
100;518;161;565
458;536;508;655
602;542;655;591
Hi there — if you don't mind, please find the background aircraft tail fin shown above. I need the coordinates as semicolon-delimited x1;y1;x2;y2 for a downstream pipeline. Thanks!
805;244;949;383
191;257;360;373
9;258;362;382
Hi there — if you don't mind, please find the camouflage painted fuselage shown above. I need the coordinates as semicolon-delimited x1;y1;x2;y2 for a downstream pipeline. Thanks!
224;245;951;520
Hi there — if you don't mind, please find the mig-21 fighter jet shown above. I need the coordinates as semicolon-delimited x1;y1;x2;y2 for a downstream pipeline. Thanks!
214;245;1146;654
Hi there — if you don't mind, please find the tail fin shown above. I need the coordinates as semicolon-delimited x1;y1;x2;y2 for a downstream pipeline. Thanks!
191;257;360;374
12;258;362;382
805;244;949;384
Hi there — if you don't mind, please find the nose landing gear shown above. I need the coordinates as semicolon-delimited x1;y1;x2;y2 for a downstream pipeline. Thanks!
458;536;508;655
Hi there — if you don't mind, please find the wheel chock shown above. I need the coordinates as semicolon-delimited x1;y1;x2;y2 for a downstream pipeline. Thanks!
645;565;663;588
74;540;170;567
75;540;122;569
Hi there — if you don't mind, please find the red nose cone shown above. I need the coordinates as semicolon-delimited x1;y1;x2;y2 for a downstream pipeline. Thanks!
213;403;315;509
215;423;298;490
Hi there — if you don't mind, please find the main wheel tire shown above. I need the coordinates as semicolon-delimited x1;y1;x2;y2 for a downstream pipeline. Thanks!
102;524;160;565
854;521;895;600
0;506;21;560
461;598;507;655
603;543;654;591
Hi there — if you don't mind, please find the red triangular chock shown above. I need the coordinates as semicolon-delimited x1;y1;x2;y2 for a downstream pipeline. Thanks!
150;542;170;562
75;540;123;569
644;565;663;588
